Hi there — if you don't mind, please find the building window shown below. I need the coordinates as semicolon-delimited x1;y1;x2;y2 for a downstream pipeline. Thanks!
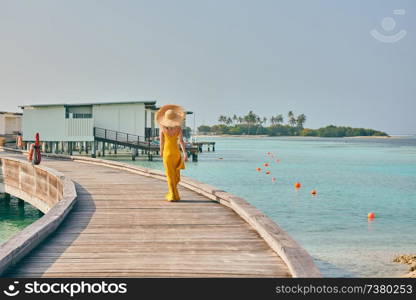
66;112;92;118
65;105;93;119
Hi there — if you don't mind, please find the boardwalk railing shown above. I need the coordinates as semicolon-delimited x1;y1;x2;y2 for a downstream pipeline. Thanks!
0;157;77;275
94;127;198;152
94;127;142;146
93;127;199;161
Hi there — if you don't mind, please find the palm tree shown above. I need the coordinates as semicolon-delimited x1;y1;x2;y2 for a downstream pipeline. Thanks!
244;111;257;134
275;114;284;125
218;115;227;125
254;116;260;134
270;116;276;125
296;114;306;129
254;116;267;134
232;114;238;125
226;117;233;125
288;111;296;127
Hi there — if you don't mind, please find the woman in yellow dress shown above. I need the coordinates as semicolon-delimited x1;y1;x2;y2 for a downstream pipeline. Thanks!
156;105;188;202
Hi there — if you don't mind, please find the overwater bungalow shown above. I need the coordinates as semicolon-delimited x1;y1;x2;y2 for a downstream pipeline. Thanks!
0;111;22;136
19;101;196;160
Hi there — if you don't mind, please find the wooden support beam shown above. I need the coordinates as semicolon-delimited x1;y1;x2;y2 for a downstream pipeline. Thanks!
131;148;138;161
68;142;73;156
91;141;97;158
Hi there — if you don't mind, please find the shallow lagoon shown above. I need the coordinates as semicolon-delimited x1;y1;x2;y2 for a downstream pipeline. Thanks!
0;197;41;244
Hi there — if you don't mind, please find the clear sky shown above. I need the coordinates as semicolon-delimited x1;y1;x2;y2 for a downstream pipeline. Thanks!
1;0;415;134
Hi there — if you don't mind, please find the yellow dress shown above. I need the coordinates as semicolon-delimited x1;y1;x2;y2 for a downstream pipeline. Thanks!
163;131;185;201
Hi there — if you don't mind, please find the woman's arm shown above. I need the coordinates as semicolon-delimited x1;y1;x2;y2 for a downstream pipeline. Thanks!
178;128;188;162
159;127;164;156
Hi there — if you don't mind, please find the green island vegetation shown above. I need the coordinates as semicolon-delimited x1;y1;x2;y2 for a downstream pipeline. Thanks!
197;111;388;137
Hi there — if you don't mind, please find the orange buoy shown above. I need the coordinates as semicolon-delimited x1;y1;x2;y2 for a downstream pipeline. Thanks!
265;171;270;175
310;189;317;195
263;163;269;167
272;177;276;182
256;168;261;172
276;159;280;163
368;212;375;219
294;182;301;189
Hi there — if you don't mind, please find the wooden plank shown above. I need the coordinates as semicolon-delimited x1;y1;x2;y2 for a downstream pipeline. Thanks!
8;264;286;275
31;241;274;253
8;271;289;278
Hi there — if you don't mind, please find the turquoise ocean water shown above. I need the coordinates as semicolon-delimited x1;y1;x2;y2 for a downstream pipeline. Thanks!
109;136;416;277
0;197;41;243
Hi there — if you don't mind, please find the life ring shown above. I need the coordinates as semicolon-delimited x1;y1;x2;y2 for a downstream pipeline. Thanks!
32;133;41;165
28;133;42;165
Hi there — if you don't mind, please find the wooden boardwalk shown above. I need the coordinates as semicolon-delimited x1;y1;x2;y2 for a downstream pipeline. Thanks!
5;157;291;277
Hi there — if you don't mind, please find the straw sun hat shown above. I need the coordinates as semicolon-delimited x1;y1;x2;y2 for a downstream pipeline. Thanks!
155;104;185;127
